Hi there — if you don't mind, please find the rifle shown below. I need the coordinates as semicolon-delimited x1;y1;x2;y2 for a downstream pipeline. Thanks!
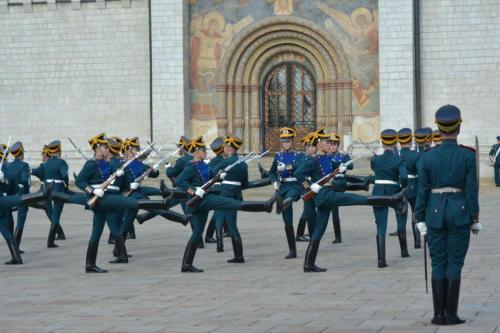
358;137;377;156
0;136;12;171
68;137;89;161
86;142;153;208
302;153;365;201
186;152;257;208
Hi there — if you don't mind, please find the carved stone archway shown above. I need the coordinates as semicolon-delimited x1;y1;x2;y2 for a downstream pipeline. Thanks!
217;16;352;152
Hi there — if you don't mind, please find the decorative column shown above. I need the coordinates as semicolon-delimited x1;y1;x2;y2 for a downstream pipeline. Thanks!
233;84;244;142
216;84;228;136
249;84;260;152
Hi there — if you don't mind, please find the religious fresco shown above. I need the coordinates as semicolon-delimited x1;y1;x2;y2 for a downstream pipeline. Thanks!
188;0;379;143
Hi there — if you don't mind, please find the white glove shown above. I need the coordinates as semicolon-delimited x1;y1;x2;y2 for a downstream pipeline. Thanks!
165;162;172;169
219;172;227;180
277;162;286;171
310;183;322;193
152;162;160;171
338;163;347;174
115;169;125;177
273;182;280;191
130;182;140;190
416;222;427;236
195;187;206;198
93;188;105;198
0;170;4;183
471;222;482;235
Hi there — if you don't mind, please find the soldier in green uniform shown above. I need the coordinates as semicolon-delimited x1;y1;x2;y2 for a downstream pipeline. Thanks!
166;135;193;186
31;140;69;248
296;132;316;242
397;129;422;249
329;132;354;244
295;128;407;272
269;127;305;259
175;136;275;273
107;137;126;244
370;129;409;267
5;142;31;253
432;130;442;147
212;136;249;263
488;136;500;186
203;137;226;246
415;105;480;326
1;145;53;264
116;137;190;258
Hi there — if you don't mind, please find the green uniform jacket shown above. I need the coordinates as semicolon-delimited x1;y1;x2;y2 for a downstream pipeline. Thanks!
370;150;408;196
5;158;30;195
399;148;420;199
76;159;118;195
414;140;479;228
166;154;193;179
213;153;248;199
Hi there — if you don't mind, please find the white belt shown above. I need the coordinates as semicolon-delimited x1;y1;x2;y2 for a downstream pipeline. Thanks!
1;193;6;196
431;187;463;194
92;184;120;191
334;174;345;178
46;179;64;183
280;177;297;182
18;184;25;188
222;180;241;186
374;180;398;185
408;174;418;179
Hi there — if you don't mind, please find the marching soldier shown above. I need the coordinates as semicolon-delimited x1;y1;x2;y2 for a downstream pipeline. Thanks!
414;128;429;153
370;129;409;267
397;129;422;249
213;136;248;263
31;140;69;248
269;127;304;259
415;105;481;325
6;142;31;253
329;132;353;244
294;128;407;272
488;136;500;186
166;135;192;186
107;137;126;244
296;132;316;242
175;136;274;273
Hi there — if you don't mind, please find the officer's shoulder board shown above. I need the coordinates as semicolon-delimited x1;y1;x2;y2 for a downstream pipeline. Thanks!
459;144;476;152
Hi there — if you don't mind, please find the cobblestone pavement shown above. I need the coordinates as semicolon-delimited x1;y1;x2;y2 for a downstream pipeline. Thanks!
1;187;498;333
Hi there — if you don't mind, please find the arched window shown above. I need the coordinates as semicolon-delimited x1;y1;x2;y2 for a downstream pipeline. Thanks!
262;62;316;151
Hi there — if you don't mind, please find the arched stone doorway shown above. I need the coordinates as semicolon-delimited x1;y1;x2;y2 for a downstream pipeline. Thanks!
217;16;352;153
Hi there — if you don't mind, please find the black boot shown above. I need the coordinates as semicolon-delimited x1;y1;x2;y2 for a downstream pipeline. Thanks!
376;235;387;268
398;231;410;257
160;210;191;226
107;234;115;244
240;200;274;213
446;279;466;325
247;178;271;188
160;180;190;200
181;240;203;272
47;224;59;248
367;189;407;215
332;219;342;244
431;279;447;325
109;235;128;264
137;199;174;210
4;238;23;265
198;239;205;249
412;220;421;249
223;222;230;237
389;230;399;236
296;218;309;242
216;224;224;253
85;241;107;273
276;196;293;215
303;240;326;272
55;224;66;240
227;236;244;263
136;211;156;225
284;224;297;259
14;228;25;254
21;183;53;205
